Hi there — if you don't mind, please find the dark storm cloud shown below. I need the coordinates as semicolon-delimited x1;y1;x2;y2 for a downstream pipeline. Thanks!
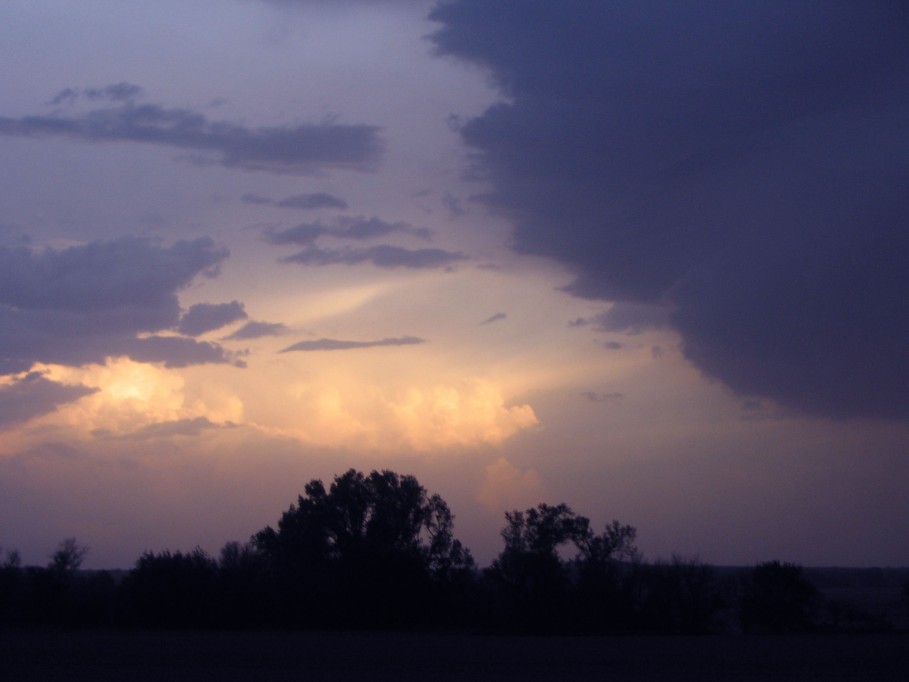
283;244;466;269
431;1;909;419
177;301;247;336
263;216;431;245
280;336;425;353
224;320;290;340
0;92;382;174
0;237;240;373
0;372;98;427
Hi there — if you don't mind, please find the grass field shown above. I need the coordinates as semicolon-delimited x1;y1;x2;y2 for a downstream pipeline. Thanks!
2;629;908;681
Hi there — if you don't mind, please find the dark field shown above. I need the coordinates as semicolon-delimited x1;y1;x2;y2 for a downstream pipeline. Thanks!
2;629;907;681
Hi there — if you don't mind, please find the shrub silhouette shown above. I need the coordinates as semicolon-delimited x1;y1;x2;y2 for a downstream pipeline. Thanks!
120;548;219;627
740;560;818;633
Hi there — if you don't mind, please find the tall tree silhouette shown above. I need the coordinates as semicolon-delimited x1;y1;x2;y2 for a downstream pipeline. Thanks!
253;469;472;627
486;503;637;631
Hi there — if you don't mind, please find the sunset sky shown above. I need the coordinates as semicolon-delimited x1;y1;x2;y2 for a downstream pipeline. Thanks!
1;0;908;569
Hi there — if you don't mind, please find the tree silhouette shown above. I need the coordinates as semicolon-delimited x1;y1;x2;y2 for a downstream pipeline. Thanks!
49;537;88;575
253;469;472;627
487;503;638;631
739;560;818;633
120;548;219;627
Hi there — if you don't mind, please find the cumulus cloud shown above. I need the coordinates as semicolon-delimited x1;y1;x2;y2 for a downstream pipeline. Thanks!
223;320;290;340
387;383;539;451
431;1;909;419
0;89;382;174
0;237;239;373
477;457;546;513
280;336;424;353
0;372;98;426
282;244;466;269
177;301;247;336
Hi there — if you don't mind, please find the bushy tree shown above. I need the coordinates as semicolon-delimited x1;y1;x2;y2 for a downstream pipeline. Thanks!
487;503;638;632
739;560;818;633
634;555;723;634
253;469;472;627
120;548;219;627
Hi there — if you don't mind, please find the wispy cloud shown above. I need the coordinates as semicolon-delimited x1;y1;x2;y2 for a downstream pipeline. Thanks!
264;216;430;245
581;391;624;404
0;88;383;175
276;193;348;210
280;336;425;353
282;245;465;269
479;312;507;325
92;416;236;441
223;320;290;340
242;192;348;210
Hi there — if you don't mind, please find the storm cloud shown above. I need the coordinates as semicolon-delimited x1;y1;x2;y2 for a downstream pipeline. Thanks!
0;237;239;373
0;90;382;174
431;1;909;419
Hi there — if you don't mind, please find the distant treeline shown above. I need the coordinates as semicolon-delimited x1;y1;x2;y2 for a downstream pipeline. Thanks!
2;469;907;633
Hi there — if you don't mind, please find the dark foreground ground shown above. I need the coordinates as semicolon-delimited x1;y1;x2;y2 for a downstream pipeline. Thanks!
2;629;908;681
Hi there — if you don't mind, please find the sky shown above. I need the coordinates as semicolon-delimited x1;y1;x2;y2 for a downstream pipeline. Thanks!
1;0;908;569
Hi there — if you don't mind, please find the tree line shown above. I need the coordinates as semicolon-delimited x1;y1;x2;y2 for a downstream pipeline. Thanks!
1;469;905;633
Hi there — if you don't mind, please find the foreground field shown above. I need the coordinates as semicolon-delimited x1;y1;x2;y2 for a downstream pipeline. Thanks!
2;629;908;681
